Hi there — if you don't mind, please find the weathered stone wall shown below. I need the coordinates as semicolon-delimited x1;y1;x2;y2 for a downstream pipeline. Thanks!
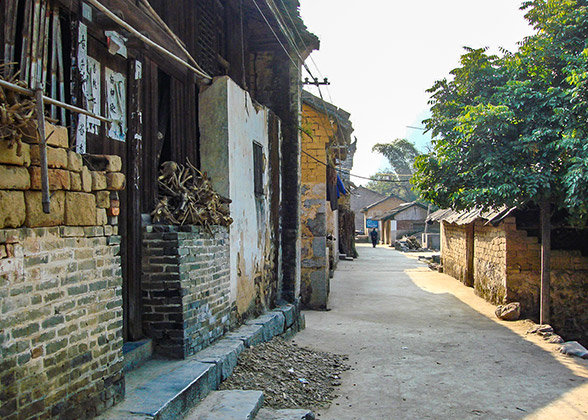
300;103;330;309
142;225;232;359
0;226;124;420
300;184;328;309
472;220;508;305
440;222;469;284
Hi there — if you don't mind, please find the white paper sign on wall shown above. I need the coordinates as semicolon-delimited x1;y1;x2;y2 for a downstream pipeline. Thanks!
86;56;101;135
105;67;127;142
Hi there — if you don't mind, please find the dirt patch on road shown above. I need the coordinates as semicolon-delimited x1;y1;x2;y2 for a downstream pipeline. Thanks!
219;338;349;409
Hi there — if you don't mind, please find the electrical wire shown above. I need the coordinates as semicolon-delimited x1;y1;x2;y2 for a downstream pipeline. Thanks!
253;0;405;183
301;149;412;183
251;0;348;166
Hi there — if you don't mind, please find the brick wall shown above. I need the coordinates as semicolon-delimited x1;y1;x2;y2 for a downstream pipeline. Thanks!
0;122;124;230
142;225;232;359
0;226;124;420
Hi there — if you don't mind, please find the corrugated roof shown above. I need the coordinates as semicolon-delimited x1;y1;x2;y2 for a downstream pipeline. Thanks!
426;206;516;225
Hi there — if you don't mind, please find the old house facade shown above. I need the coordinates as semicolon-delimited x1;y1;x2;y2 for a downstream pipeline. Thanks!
430;208;588;346
360;194;406;240
373;201;428;245
0;0;317;418
299;90;353;309
349;186;384;235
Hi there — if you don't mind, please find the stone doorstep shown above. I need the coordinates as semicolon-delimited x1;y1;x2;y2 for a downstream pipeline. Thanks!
183;390;264;420
123;339;154;373
96;306;303;420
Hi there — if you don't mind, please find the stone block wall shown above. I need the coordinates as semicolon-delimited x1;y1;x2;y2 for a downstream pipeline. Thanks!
0;226;124;420
300;183;328;309
142;225;232;359
440;222;469;284
0;122;124;229
299;103;332;309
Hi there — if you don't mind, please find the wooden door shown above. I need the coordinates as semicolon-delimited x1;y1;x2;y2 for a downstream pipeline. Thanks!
85;31;143;341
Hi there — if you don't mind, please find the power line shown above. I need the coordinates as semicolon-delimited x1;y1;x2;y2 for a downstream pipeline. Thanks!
301;149;412;183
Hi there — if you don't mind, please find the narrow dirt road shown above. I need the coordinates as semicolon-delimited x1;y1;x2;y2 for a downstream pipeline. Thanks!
294;244;588;420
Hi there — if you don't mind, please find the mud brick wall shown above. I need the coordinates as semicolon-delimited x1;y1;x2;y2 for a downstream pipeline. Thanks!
0;225;124;420
472;219;509;305
506;229;588;343
440;222;469;284
442;216;588;344
142;225;231;359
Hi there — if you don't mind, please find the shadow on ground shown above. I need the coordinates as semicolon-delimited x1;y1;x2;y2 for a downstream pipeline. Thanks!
295;244;588;420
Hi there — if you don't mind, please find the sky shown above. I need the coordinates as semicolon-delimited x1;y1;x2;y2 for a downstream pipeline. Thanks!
298;0;537;185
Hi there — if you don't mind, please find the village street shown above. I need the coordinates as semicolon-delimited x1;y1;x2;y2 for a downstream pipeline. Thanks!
294;244;588;420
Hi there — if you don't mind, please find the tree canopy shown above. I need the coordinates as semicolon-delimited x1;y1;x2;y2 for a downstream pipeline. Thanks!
412;0;588;225
369;139;420;201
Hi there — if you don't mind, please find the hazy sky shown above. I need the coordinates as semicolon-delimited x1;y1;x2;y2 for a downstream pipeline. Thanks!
298;1;536;184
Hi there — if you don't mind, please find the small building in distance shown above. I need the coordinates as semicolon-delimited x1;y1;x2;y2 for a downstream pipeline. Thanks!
373;201;429;245
350;186;385;235
360;194;406;237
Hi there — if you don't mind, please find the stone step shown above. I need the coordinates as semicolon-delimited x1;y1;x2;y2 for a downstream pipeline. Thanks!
255;408;315;420
183;390;264;420
97;358;219;420
123;339;153;373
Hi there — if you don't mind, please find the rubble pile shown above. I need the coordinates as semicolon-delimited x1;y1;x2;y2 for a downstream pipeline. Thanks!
418;254;442;272
220;338;349;409
0;70;36;152
394;235;423;252
151;160;233;228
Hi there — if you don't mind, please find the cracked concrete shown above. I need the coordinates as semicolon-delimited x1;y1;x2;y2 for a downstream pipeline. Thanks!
294;244;588;420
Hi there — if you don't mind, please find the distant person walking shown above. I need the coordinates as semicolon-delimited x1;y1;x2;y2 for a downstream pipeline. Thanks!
370;229;378;248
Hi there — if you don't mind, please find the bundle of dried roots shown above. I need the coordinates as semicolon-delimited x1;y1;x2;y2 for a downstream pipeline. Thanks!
0;68;37;154
151;159;233;228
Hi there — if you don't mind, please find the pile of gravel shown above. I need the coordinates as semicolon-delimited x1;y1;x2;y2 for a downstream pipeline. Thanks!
220;338;349;409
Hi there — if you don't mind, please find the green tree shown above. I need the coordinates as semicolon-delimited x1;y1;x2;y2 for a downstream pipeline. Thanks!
412;0;588;323
370;139;420;201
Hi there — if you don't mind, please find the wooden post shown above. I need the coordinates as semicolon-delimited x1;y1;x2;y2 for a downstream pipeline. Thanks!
35;85;51;214
126;57;144;341
21;0;33;84
540;200;551;324
4;0;18;77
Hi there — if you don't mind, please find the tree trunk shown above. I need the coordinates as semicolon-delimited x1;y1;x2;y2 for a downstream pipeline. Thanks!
540;200;551;325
